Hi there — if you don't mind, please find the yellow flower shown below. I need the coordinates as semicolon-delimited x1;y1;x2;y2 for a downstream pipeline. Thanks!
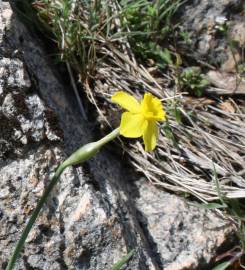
112;91;166;151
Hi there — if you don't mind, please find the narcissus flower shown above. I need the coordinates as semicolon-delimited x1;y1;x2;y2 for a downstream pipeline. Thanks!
112;91;166;151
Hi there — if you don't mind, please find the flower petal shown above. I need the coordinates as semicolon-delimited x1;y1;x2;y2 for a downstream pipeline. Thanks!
111;91;141;113
141;93;166;121
143;121;158;151
119;112;146;138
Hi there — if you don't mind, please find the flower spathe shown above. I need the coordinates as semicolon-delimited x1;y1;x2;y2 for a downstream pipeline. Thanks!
112;91;166;151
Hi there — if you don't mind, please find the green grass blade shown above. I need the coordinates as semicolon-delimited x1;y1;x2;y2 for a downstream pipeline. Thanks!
111;249;135;270
188;202;227;209
211;261;231;270
212;164;226;205
200;203;227;209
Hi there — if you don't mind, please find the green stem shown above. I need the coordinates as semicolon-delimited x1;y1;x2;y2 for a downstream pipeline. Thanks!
6;164;66;270
96;127;119;146
6;128;120;270
62;128;120;167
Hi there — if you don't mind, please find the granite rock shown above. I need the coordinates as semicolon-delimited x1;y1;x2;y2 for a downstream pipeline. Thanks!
178;0;245;68
134;180;233;270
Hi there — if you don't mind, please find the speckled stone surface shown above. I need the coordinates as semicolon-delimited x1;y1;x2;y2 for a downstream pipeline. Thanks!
134;180;233;270
177;0;245;67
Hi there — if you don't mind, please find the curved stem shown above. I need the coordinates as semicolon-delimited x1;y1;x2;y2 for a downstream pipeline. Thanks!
97;128;120;146
6;164;66;270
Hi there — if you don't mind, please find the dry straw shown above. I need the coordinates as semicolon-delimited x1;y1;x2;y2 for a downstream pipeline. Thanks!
33;0;245;203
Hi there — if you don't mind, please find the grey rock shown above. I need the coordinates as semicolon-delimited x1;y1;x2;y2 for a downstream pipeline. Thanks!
178;0;245;66
0;2;235;270
18;95;46;142
135;180;233;270
1;93;17;118
0;57;31;94
0;48;62;157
